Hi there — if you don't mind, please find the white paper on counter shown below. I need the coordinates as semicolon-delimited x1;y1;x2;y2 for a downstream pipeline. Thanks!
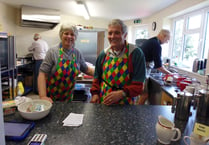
62;113;84;126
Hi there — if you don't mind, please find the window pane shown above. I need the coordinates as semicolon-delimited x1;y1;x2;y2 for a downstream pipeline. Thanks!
135;29;148;39
182;33;199;67
172;19;184;63
203;13;209;59
187;14;201;30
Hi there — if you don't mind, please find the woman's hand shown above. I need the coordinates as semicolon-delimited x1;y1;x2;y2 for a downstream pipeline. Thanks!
90;95;100;103
40;96;53;103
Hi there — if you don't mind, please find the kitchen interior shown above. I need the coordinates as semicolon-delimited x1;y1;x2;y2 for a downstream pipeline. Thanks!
1;0;209;144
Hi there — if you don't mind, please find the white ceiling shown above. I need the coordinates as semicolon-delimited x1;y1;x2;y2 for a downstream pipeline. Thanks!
0;0;180;20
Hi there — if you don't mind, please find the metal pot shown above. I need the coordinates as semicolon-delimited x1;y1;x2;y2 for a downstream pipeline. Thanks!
172;92;193;121
197;89;209;119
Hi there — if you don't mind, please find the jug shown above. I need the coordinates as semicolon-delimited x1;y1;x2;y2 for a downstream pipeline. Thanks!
172;92;193;121
196;89;209;119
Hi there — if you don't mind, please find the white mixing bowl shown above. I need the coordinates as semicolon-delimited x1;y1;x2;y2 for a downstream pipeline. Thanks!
18;99;52;120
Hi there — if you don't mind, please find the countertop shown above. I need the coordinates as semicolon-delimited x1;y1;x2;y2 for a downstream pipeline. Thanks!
4;102;200;145
149;74;180;99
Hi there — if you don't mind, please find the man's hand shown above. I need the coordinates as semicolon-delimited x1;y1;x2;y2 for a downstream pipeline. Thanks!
103;90;124;105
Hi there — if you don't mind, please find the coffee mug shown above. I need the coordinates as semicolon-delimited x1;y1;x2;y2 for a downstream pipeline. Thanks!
156;115;181;144
184;132;209;145
184;86;195;94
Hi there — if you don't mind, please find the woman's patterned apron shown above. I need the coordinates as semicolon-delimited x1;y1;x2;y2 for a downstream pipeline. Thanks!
46;47;79;102
100;45;135;105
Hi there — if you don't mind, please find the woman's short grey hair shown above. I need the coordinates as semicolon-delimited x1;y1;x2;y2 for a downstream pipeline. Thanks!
108;19;127;34
59;24;78;39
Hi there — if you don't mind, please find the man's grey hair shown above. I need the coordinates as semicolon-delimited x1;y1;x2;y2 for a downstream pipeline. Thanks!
108;19;127;34
59;23;78;39
159;29;170;36
34;33;41;40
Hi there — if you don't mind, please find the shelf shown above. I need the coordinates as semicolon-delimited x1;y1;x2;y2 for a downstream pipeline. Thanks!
2;85;10;91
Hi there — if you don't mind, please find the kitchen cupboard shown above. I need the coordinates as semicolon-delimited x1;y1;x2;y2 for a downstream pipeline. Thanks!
161;91;173;105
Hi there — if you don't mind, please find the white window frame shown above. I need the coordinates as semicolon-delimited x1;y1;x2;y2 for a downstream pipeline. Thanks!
131;25;149;43
171;7;209;68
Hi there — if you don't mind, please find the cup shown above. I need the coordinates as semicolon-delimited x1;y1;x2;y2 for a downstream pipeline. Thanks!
184;132;209;145
184;86;195;94
156;115;181;144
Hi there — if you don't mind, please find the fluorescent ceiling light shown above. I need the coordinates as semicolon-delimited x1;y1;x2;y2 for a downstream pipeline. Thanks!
76;1;90;20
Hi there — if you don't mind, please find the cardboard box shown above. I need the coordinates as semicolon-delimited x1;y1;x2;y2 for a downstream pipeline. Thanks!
3;100;17;115
24;76;33;87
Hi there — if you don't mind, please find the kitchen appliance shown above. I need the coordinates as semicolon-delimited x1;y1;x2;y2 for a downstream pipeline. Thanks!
135;39;147;48
192;58;199;72
196;75;209;119
0;35;16;71
20;5;60;29
75;31;104;65
172;92;193;121
196;90;209;119
73;83;90;101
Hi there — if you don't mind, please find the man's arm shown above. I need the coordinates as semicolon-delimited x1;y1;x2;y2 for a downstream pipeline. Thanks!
157;66;172;74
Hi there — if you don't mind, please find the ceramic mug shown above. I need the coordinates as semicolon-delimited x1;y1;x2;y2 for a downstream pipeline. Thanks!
184;132;209;145
156;115;181;144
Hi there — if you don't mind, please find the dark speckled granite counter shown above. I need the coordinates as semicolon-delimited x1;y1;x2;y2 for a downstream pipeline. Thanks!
5;102;199;145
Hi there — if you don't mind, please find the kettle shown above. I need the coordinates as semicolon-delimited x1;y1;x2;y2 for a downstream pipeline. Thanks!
172;92;193;121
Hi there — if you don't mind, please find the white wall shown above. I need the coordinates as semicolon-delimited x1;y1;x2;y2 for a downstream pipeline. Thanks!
125;0;209;38
0;3;109;57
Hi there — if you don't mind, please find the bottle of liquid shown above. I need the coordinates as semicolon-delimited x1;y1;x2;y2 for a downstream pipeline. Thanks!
13;78;17;97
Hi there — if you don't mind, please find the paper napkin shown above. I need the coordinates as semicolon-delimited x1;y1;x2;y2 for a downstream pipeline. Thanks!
63;113;84;126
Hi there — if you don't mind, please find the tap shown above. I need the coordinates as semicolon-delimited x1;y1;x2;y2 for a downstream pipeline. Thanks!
168;68;178;73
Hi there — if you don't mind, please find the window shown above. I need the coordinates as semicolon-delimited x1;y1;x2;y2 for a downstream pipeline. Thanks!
171;8;209;69
131;25;148;43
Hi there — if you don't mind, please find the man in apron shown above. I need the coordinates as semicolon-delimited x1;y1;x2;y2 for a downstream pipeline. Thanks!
90;19;146;105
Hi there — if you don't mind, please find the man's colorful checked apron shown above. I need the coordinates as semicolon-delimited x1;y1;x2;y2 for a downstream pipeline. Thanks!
46;47;79;102
100;45;135;105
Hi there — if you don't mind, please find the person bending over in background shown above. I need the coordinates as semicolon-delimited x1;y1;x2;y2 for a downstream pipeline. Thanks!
90;19;146;105
28;33;49;94
138;29;172;104
38;24;94;103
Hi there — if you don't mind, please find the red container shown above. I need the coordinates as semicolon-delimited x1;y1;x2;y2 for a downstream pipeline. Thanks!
179;82;190;91
174;75;186;87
